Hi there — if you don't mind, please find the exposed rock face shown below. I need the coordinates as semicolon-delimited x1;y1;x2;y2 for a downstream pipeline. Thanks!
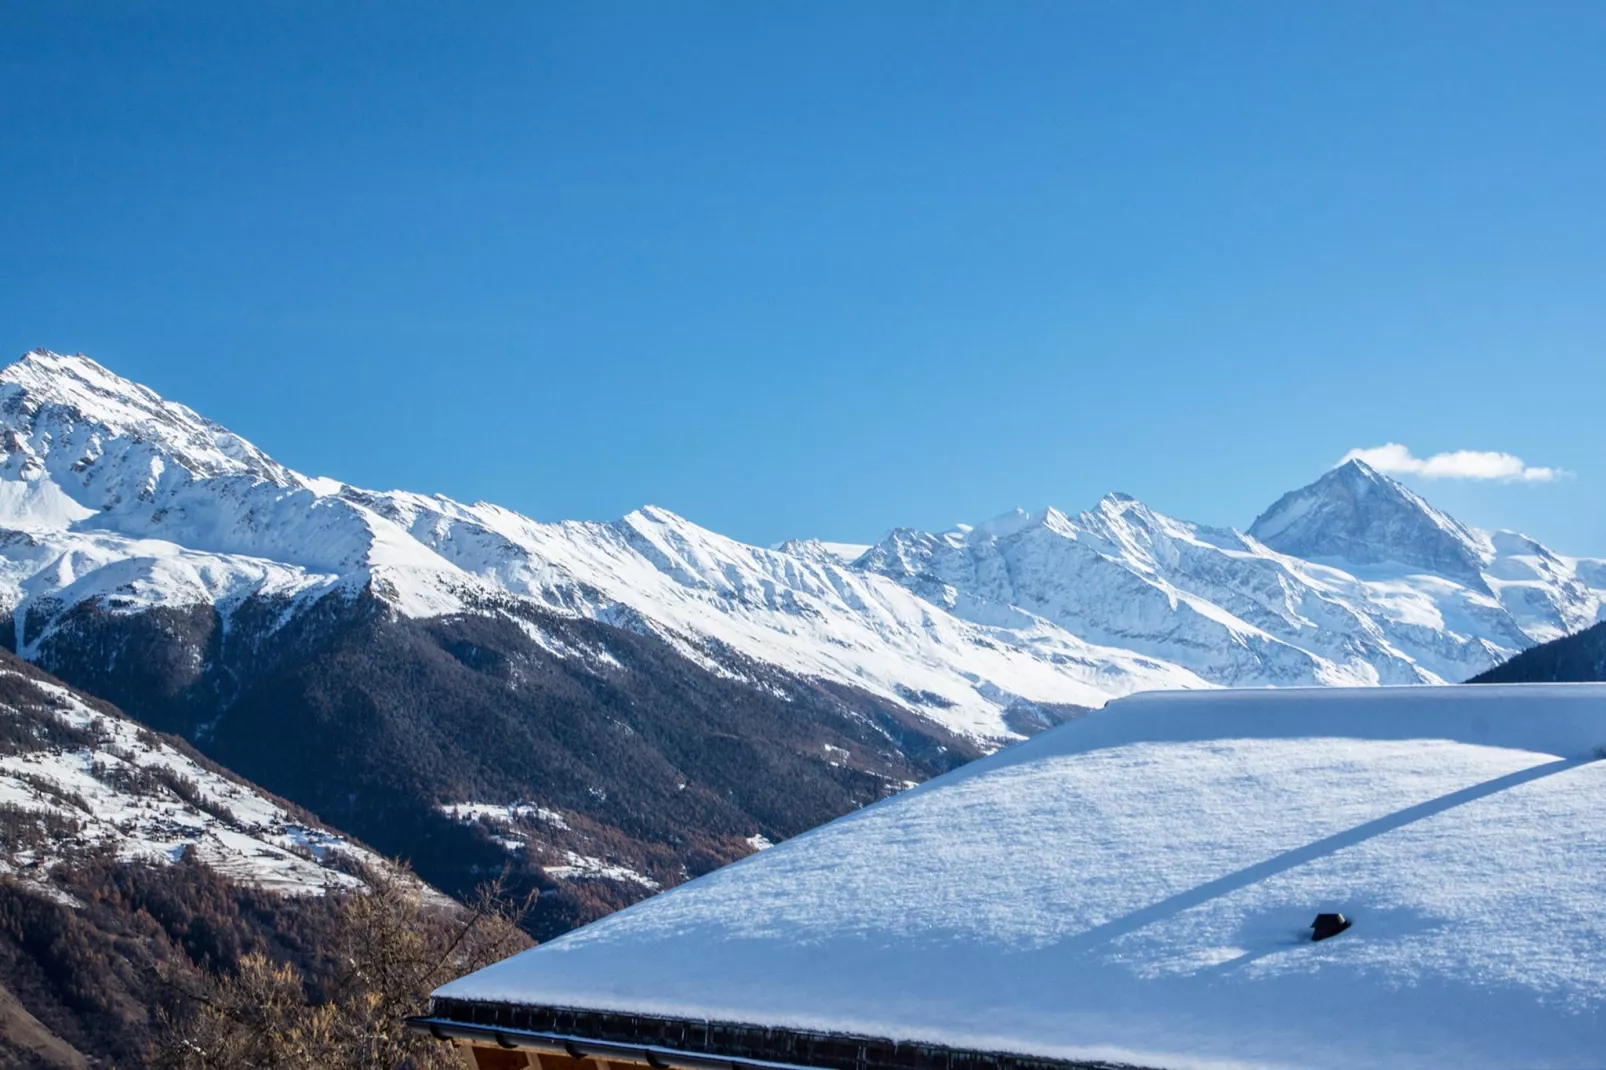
1249;459;1490;584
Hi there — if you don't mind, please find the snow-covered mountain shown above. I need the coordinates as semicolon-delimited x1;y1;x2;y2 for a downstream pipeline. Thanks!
0;349;1599;750
0;350;1201;744
0;649;389;899
859;463;1603;691
1248;457;1492;582
0;347;1600;938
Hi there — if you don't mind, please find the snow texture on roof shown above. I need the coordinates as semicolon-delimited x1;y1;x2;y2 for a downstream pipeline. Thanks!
437;684;1606;1070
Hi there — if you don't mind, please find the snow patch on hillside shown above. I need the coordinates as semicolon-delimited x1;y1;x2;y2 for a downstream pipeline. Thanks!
0;670;386;895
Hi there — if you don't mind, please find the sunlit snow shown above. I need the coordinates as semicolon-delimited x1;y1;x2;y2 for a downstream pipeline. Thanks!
439;684;1606;1070
0;351;1601;746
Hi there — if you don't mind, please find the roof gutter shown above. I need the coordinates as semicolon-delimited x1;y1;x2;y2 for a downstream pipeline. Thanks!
404;1018;819;1070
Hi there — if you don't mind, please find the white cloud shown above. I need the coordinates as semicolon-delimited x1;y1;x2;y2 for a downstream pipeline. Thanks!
1341;443;1566;483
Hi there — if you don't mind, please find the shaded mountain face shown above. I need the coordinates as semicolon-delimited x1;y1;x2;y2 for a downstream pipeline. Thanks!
0;351;1004;932
0;349;1601;937
1470;621;1606;684
9;586;975;932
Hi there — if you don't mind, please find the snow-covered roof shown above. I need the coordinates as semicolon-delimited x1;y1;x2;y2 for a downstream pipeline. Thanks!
434;684;1606;1070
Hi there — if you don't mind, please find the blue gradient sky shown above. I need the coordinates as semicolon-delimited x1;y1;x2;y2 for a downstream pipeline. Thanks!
3;3;1603;550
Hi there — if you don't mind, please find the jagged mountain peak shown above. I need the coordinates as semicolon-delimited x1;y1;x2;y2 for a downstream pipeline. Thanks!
972;506;1035;539
1248;459;1490;581
621;503;696;530
970;505;1076;542
0;352;429;578
0;349;1600;745
0;348;302;488
771;537;872;566
6;347;120;384
1090;490;1161;524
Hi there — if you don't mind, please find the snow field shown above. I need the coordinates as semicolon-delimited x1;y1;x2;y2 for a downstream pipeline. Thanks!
439;685;1606;1069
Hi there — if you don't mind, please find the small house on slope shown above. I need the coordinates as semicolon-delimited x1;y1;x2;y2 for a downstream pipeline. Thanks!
411;685;1606;1070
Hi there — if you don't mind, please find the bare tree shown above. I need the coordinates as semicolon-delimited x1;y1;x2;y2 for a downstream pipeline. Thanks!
153;867;533;1069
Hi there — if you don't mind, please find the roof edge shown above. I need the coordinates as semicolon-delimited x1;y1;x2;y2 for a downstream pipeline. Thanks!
412;999;1147;1070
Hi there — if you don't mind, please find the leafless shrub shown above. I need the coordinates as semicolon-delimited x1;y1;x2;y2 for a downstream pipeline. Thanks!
151;865;533;1069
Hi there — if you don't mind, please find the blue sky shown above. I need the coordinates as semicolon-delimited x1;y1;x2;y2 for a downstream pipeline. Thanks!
3;3;1603;551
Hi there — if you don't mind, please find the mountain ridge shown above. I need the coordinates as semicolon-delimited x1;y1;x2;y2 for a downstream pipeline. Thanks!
1;350;1600;723
859;463;1599;689
0;348;1599;936
0;351;1211;738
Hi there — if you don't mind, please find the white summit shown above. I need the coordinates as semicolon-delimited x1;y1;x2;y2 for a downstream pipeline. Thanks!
2;350;1604;747
432;684;1606;1070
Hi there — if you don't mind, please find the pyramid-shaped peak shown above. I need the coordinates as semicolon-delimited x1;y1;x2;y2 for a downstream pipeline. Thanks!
1311;458;1434;508
1249;461;1490;582
1332;456;1377;477
1094;490;1153;517
1327;457;1394;487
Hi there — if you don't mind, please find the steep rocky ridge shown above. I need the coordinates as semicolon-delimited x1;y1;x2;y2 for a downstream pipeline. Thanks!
0;349;1600;938
861;464;1602;687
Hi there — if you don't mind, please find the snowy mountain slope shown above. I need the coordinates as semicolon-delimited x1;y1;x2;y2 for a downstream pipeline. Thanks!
859;465;1604;689
0;648;458;1070
0;651;386;898
0;351;1201;741
0;350;1599;751
374;499;1204;736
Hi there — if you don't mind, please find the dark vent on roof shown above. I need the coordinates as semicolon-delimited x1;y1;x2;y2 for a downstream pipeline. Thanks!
1311;913;1351;942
